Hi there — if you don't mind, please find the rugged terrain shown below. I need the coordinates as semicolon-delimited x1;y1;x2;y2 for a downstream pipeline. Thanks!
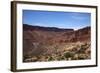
23;24;91;62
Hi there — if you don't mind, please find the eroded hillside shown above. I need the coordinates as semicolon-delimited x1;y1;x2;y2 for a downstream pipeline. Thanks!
23;24;91;62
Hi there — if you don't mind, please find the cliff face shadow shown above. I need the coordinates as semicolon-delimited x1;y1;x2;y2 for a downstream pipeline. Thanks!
23;24;91;62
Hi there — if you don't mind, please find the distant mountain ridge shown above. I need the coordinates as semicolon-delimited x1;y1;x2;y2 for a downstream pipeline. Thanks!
23;24;74;32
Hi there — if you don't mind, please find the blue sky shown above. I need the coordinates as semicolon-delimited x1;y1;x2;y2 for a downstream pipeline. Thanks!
23;10;91;30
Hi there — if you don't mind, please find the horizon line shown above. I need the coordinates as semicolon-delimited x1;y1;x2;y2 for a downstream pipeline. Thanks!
23;24;91;30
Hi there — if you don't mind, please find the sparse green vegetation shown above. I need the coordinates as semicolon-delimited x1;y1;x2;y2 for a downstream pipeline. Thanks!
48;56;54;61
64;52;74;58
23;42;91;62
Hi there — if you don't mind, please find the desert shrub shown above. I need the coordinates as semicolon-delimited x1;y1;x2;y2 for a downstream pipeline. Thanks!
31;56;38;62
71;47;79;52
77;44;88;54
64;52;74;58
81;45;86;49
24;56;39;62
78;54;87;60
59;56;66;60
48;56;54;61
72;54;79;60
55;55;65;61
23;55;31;61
